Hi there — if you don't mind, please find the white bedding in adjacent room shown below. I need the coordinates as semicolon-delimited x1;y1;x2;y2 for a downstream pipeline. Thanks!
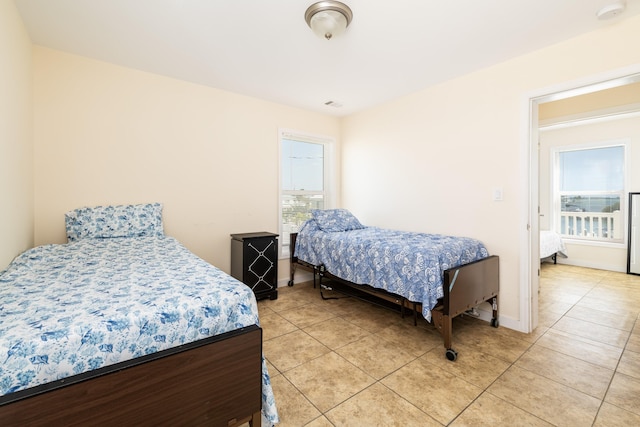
540;230;568;260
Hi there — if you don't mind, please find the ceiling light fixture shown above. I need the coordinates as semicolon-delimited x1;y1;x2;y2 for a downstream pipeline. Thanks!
305;1;353;40
596;1;626;20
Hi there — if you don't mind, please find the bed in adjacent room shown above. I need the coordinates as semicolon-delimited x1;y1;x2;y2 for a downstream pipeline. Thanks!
540;230;568;264
0;203;278;426
289;209;499;361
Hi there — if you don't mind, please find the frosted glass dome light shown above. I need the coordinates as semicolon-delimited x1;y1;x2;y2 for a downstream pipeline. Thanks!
305;1;353;40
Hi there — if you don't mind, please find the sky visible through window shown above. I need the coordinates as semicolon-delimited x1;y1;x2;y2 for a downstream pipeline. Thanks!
559;145;623;214
281;139;323;191
280;137;326;256
560;146;623;192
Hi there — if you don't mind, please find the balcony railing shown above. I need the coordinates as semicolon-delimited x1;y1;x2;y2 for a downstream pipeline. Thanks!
559;210;621;240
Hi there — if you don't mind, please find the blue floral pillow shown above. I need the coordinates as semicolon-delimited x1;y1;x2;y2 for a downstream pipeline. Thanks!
311;209;365;232
65;203;164;242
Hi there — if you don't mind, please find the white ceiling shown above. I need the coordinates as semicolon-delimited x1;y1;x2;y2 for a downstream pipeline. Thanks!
15;0;640;116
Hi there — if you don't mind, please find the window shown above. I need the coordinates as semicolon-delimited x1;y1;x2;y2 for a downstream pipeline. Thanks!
552;142;627;243
279;130;334;257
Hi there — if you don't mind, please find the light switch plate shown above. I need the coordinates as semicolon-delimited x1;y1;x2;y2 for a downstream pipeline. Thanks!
493;187;503;201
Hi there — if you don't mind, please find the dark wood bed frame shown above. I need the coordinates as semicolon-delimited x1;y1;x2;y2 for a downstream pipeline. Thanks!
0;324;263;427
289;232;499;361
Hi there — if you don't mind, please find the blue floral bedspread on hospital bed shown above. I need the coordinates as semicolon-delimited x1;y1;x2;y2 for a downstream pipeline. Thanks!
0;236;278;424
294;219;489;322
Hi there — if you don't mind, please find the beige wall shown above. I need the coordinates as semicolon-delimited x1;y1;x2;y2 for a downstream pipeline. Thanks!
0;1;33;269
539;81;640;121
32;47;341;280
539;116;640;272
341;15;640;330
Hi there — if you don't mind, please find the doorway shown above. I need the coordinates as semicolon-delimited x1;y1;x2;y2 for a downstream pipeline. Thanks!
525;68;640;333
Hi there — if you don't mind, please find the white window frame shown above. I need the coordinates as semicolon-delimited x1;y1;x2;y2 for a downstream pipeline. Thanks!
278;128;335;259
551;139;629;247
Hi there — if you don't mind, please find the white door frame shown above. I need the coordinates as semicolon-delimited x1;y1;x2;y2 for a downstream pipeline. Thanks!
522;65;640;333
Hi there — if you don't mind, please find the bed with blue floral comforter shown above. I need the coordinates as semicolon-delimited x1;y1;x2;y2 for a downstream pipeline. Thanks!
0;204;278;425
294;210;490;322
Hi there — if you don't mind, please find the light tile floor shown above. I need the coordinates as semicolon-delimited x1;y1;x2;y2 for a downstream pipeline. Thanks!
257;264;640;426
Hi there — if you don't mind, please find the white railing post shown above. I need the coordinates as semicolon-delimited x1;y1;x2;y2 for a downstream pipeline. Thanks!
559;211;618;241
613;210;621;239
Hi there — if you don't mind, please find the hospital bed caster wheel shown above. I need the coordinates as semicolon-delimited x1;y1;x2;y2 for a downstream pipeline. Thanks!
491;318;499;328
445;349;458;361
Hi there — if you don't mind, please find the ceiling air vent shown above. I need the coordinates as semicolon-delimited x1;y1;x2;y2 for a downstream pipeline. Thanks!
324;100;343;108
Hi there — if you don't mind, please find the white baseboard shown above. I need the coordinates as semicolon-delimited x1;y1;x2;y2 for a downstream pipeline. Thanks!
474;307;524;332
278;270;314;287
554;259;625;273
